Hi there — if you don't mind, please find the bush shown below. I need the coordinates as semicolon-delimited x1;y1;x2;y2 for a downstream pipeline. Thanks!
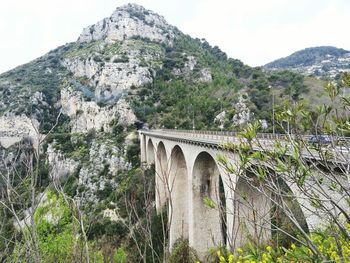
113;248;128;263
168;239;199;263
214;224;350;263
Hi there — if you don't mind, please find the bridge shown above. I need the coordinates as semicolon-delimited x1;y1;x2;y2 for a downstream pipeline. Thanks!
139;129;349;257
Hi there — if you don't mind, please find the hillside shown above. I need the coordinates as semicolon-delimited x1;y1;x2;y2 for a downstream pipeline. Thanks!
264;46;350;78
0;3;329;261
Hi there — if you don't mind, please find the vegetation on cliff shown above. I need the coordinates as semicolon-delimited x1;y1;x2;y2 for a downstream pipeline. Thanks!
0;3;348;263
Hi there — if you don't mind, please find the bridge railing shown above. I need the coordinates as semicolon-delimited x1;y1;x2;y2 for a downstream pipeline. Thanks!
150;129;350;145
157;129;292;141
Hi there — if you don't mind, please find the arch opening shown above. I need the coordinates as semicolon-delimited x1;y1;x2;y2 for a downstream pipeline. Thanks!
191;151;225;257
219;176;227;246
156;142;167;176
141;134;147;162
169;146;189;249
271;175;309;247
233;165;308;249
233;171;271;249
155;141;168;210
147;139;155;164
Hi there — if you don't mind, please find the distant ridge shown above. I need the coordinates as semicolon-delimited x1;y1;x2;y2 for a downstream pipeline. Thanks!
264;46;350;78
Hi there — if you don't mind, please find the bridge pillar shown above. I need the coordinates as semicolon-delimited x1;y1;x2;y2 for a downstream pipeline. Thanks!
168;146;189;248
139;133;147;163
155;142;169;211
190;152;224;258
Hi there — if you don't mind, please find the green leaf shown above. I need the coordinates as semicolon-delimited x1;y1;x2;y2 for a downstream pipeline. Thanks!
203;196;216;209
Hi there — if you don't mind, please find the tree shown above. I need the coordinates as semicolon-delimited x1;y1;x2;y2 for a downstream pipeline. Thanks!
0;112;92;262
217;73;350;261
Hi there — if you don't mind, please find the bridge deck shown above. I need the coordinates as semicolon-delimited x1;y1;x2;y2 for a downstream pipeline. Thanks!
140;129;350;165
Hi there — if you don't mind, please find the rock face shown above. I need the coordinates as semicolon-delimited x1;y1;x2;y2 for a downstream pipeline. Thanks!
214;111;226;130
75;139;131;206
0;115;40;148
198;68;213;83
172;55;212;83
232;94;252;127
78;4;175;46
47;144;79;181
60;87;136;133
63;58;99;80
46;132;133;207
63;56;153;101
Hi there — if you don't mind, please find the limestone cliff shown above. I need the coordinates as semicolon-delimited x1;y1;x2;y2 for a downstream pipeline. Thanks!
60;87;136;133
0;115;40;148
78;4;175;46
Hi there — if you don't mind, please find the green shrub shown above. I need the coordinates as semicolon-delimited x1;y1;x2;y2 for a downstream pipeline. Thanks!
113;247;128;263
168;239;199;263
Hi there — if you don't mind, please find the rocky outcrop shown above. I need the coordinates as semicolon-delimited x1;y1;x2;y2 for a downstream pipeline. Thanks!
46;133;132;206
232;94;252;127
78;4;175;46
60;87;136;133
0;115;40;148
172;55;212;83
47;144;79;181
63;58;99;80
75;138;131;206
198;68;213;83
63;49;153;101
103;208;122;222
259;119;268;129
214;111;226;130
94;61;152;100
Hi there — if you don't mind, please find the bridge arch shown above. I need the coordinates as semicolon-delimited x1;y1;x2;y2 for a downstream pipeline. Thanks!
191;151;225;256
233;170;271;249
155;141;168;209
147;139;155;164
140;129;345;256
232;165;309;249
169;145;189;248
271;174;309;246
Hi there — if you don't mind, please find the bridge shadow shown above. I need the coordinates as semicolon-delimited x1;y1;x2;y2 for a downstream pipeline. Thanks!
232;166;309;249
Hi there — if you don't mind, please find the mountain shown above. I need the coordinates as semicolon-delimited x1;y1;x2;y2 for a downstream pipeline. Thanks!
264;46;350;78
0;3;328;261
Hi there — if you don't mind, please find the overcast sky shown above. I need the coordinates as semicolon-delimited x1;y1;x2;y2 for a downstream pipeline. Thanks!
1;0;349;73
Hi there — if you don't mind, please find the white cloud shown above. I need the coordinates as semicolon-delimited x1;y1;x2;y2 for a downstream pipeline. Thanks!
0;0;349;73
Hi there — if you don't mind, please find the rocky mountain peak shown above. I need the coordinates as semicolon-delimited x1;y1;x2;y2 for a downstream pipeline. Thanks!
78;3;175;45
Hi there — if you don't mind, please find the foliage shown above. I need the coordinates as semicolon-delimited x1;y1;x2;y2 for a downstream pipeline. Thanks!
0;43;72;126
168;239;199;263
45;131;95;162
1;7;346;262
130;33;313;131
107;165;168;262
113;247;128;263
217;73;350;262
7;190;109;262
126;138;141;166
211;224;350;263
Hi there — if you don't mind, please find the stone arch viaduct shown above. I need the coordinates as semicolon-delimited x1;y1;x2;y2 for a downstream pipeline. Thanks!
139;129;349;257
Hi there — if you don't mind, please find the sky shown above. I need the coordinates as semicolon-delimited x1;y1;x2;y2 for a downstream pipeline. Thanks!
0;0;350;73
